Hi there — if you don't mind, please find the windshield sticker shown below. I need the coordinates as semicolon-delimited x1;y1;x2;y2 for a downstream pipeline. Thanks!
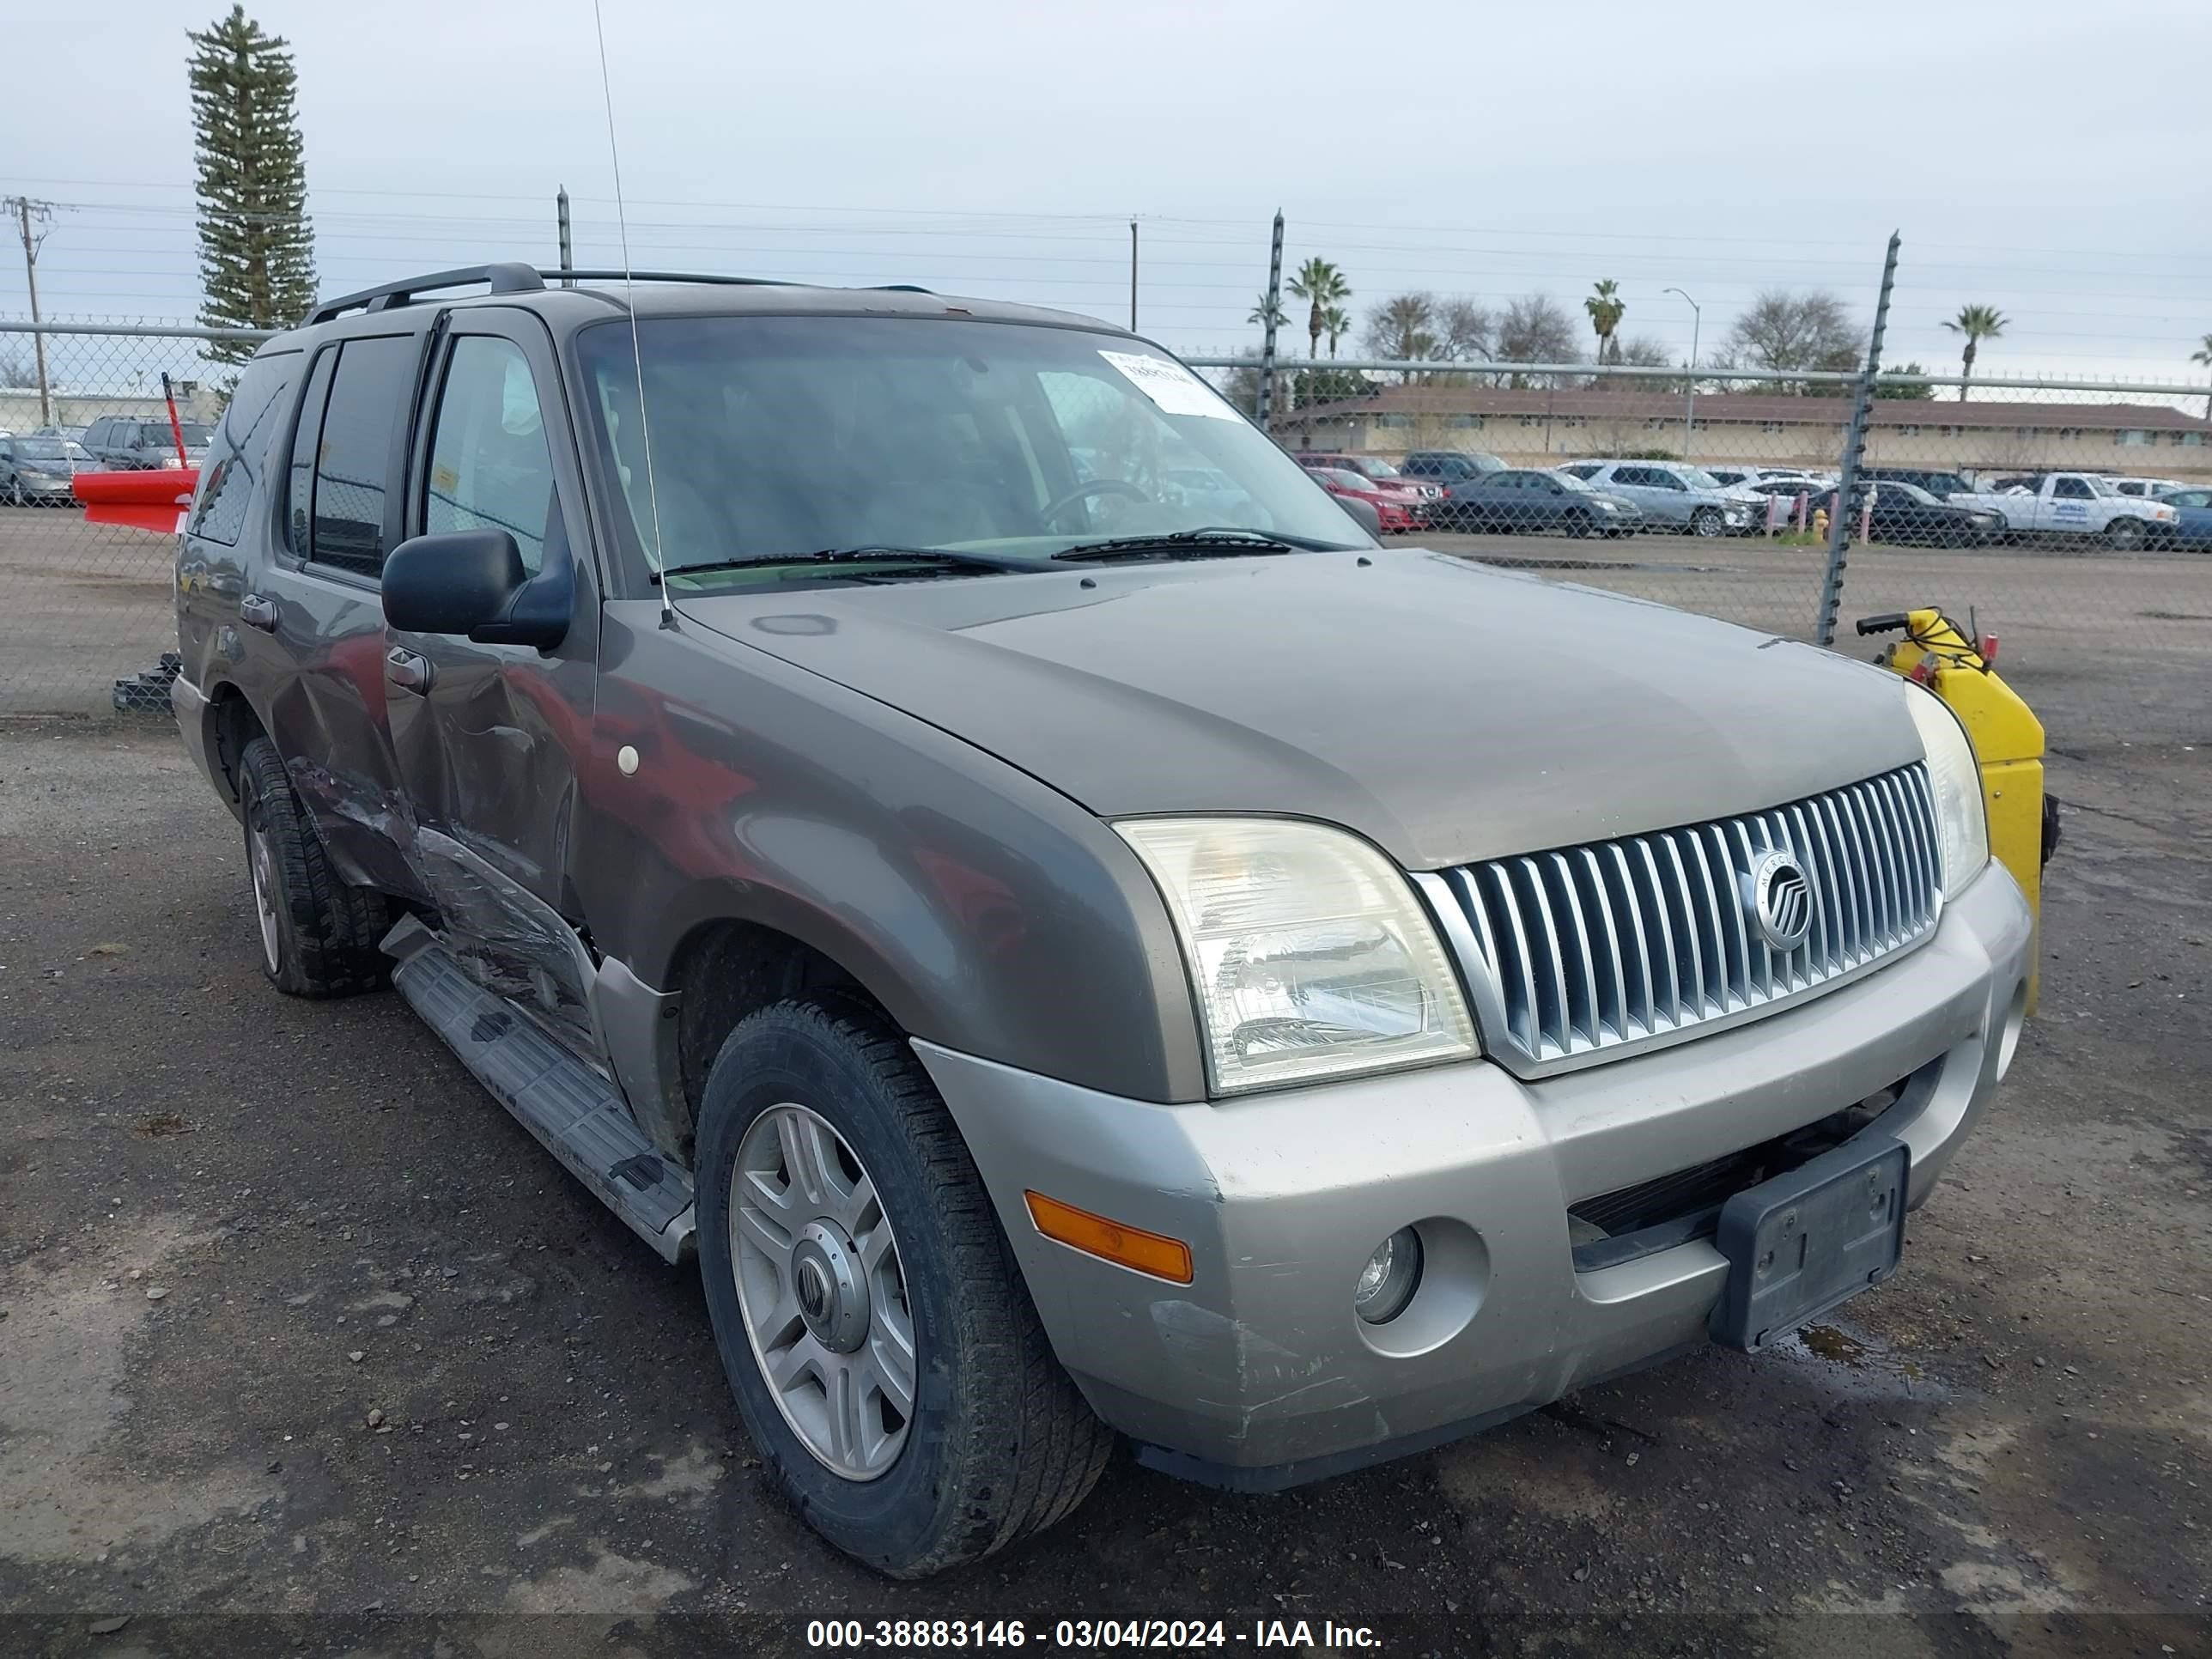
1098;350;1239;420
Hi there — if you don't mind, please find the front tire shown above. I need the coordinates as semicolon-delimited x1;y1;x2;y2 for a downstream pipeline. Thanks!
2105;517;2146;550
696;998;1111;1578
1690;507;1723;538
235;737;387;997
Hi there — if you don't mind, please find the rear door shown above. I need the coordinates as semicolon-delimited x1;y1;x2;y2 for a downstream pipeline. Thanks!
256;324;433;899
384;309;604;1055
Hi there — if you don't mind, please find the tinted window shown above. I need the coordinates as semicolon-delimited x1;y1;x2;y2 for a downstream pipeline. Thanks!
2052;477;2094;500
286;349;337;557
425;336;556;575
189;352;300;546
306;335;416;578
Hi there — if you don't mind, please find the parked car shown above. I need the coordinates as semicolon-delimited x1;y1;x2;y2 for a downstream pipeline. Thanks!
1952;471;2178;549
1860;467;1979;501
1844;481;2006;547
1397;449;1505;488
2108;476;2191;498
32;423;90;444
1296;451;1443;503
1307;465;1419;531
82;413;214;471
1;433;91;506
2153;485;2212;549
171;262;2031;1579
1558;460;1759;536
1438;467;1642;537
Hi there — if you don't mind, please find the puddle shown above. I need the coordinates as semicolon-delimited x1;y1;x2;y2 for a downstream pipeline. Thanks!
1769;1319;1954;1403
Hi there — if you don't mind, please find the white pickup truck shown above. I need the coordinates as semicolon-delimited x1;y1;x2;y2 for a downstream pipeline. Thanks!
1957;471;2179;549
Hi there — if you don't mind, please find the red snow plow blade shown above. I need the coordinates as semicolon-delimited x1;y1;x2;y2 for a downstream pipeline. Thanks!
74;469;198;535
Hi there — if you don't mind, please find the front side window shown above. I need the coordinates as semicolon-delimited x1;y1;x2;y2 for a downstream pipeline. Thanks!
425;336;556;575
301;335;416;578
2052;477;2094;500
574;316;1365;586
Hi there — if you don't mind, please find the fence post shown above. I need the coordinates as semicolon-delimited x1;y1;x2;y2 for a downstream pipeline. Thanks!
556;186;574;288
1255;210;1284;434
1814;232;1900;647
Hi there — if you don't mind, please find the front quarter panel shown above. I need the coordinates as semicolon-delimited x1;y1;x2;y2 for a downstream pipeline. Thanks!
578;602;1207;1103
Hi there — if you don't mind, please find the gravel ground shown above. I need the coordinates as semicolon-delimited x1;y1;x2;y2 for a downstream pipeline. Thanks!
0;702;2206;1657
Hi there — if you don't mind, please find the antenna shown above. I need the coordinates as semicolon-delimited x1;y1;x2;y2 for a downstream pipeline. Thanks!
590;0;675;630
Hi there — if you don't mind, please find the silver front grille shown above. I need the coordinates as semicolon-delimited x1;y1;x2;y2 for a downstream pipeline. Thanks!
1415;763;1943;1076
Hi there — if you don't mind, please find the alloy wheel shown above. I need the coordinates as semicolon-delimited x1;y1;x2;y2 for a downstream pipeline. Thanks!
730;1103;916;1480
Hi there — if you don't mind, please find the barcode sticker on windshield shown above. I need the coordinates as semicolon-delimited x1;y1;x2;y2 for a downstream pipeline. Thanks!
1099;350;1239;420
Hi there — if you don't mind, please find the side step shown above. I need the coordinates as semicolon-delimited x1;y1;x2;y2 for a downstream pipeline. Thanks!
384;917;696;1263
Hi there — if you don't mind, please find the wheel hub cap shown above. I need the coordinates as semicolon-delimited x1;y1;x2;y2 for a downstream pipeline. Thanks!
791;1221;870;1352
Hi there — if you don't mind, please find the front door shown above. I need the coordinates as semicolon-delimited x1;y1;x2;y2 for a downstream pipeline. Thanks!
384;310;605;1057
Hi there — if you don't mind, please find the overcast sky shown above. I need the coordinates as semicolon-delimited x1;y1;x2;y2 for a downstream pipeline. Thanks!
6;0;2210;384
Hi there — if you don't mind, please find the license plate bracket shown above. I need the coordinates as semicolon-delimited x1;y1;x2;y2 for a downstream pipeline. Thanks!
1711;1135;1909;1351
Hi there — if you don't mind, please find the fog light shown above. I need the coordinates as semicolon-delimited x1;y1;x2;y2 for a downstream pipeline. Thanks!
1354;1227;1423;1325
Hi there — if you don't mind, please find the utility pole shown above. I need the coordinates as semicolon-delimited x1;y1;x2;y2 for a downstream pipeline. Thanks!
1255;210;1285;434
556;185;574;286
6;196;55;426
1128;217;1138;332
1664;286;1700;461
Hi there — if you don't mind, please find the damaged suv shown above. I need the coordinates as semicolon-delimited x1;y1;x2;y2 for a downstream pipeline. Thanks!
173;264;2032;1577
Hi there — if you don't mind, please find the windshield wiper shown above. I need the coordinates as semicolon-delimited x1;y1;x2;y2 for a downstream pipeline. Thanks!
1050;527;1324;562
657;545;1031;582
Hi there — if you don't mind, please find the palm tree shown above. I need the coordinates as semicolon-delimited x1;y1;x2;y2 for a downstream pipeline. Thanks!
1286;258;1350;359
2191;334;2212;420
1248;292;1287;334
1943;305;2008;402
1583;279;1626;366
1322;304;1351;357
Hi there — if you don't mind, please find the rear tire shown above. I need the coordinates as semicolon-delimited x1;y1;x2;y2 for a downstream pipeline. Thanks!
696;998;1112;1578
1690;507;1723;538
236;737;388;997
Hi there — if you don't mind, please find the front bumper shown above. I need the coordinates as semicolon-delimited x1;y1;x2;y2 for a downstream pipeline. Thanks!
917;865;2031;1486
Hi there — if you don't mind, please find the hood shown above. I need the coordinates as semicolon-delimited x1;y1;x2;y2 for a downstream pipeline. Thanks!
678;550;1922;870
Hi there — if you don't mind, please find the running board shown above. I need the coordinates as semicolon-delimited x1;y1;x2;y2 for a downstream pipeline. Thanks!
383;916;696;1263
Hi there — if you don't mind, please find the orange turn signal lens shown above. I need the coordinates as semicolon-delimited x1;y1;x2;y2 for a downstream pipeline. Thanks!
1024;1191;1194;1285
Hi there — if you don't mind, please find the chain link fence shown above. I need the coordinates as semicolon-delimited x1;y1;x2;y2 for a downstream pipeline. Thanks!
3;320;2206;765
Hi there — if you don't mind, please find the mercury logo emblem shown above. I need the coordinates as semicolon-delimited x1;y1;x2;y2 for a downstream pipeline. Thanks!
1746;848;1814;951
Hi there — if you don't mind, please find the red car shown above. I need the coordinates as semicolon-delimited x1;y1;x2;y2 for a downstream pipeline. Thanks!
1297;451;1445;506
1307;465;1420;532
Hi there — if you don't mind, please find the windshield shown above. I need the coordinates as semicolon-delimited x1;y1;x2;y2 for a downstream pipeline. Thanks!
19;439;84;461
1679;467;1725;489
576;316;1366;583
1887;482;1939;505
1551;471;1596;493
2081;476;2118;497
1351;458;1404;479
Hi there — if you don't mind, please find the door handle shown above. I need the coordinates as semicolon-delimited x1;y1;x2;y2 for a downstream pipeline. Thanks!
385;647;434;694
240;593;276;631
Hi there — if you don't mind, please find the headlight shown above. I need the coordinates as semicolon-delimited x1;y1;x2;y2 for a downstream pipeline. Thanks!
1595;501;1619;513
1904;686;1989;895
1115;817;1477;1095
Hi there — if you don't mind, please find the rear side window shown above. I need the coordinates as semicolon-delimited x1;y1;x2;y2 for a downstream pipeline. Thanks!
295;335;417;579
424;336;556;575
188;352;300;546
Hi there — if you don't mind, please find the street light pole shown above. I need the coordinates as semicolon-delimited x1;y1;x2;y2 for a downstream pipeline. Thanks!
1665;286;1700;462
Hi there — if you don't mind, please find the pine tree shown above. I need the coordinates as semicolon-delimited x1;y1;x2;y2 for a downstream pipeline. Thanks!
189;5;315;365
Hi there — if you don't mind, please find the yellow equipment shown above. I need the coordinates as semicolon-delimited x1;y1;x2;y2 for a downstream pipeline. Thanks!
1855;609;2055;1012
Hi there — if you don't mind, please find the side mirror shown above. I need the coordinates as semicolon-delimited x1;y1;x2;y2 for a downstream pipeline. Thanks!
382;529;568;648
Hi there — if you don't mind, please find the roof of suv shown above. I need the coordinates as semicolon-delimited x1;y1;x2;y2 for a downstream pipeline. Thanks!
262;263;1123;353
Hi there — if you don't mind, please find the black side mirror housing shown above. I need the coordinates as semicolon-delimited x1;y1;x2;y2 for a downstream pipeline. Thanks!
382;528;570;649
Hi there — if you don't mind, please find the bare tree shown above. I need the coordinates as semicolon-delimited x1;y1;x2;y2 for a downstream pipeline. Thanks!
1361;293;1439;374
1612;335;1674;368
1495;295;1583;387
1433;297;1493;361
0;346;37;388
1717;290;1864;385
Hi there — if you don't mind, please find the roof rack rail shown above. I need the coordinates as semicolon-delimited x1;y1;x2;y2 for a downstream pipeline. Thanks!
303;265;936;326
305;262;546;325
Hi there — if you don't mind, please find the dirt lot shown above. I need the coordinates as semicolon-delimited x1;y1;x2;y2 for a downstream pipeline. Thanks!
0;544;2209;1656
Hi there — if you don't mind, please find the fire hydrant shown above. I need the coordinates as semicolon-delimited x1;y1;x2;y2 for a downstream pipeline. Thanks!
1811;505;1829;541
